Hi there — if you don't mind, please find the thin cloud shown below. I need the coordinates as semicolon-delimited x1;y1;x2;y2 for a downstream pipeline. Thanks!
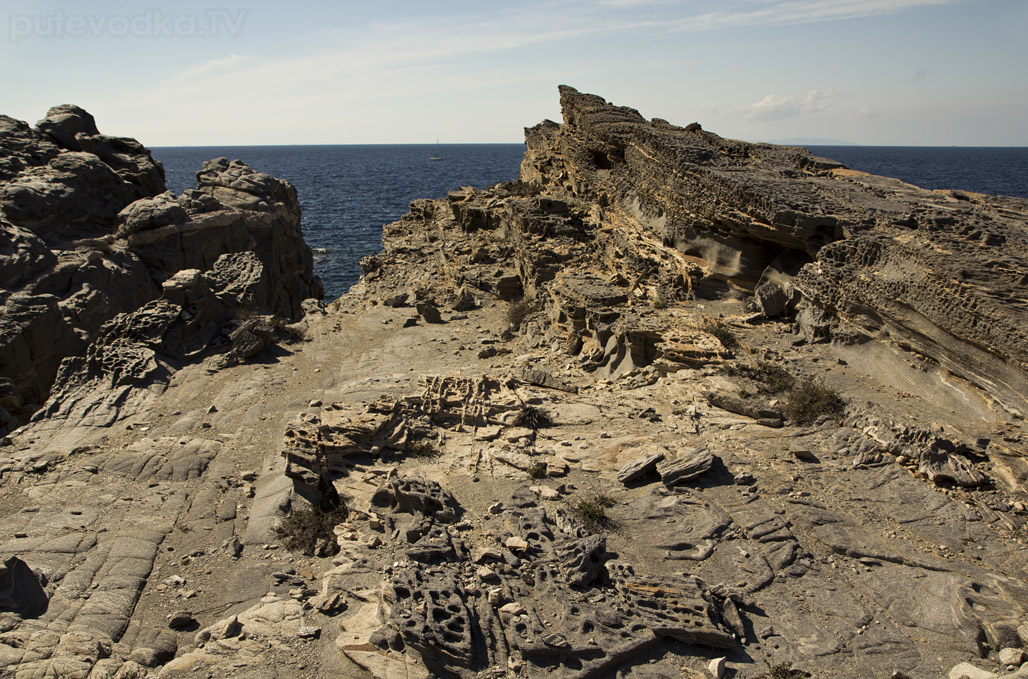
667;0;957;32
911;68;930;83
594;0;679;6
167;54;251;83
743;88;840;120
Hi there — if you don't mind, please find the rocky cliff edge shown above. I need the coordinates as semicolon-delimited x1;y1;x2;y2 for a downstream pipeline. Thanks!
0;105;323;433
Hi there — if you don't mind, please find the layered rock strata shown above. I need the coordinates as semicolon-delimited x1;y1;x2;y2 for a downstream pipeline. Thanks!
516;87;1028;416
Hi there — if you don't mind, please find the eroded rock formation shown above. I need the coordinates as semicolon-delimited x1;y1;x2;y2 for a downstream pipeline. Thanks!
1;88;1027;679
0;106;322;431
515;86;1028;416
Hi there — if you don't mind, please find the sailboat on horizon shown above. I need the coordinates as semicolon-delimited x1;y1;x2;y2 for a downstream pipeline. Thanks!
429;139;443;161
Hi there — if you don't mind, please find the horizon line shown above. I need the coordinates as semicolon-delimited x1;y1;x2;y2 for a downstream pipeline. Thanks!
147;141;1028;149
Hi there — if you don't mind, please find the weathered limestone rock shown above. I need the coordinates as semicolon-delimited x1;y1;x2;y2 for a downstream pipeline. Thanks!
518;86;1028;415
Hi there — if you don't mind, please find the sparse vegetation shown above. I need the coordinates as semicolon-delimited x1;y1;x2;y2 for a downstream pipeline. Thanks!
704;317;739;350
408;440;441;459
275;503;348;556
753;361;795;393
512;405;552;429
750;663;811;679
718;361;795;394
569;493;618;533
786;379;844;424
528;462;548;479
504;180;544;197
506;299;533;329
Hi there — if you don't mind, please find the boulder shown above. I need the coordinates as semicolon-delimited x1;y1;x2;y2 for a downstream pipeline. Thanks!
617;450;666;484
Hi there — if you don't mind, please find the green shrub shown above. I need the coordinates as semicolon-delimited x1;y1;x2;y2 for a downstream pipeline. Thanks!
512;405;551;429
752;361;795;393
408;440;440;459
275;504;348;556
569;493;617;533
704;317;738;350
751;663;812;679
718;361;794;394
528;462;548;479
786;379;844;423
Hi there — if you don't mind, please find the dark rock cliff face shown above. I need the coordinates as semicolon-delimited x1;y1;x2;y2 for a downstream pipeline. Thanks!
517;86;1028;416
0;106;322;431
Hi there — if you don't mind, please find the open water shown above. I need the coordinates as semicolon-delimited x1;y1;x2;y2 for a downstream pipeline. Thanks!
151;144;1028;301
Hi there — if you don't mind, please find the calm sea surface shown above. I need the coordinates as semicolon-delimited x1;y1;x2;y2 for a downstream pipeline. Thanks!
152;144;525;299
151;144;1028;301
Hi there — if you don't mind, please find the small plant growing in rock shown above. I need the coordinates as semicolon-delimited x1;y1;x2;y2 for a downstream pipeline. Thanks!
569;493;617;533
528;462;548;479
408;440;440;459
704;317;739;350
512;405;551;429
506;300;533;330
753;361;794;393
750;663;811;679
786;379;844;424
719;361;795;394
504;180;544;197
275;503;348;556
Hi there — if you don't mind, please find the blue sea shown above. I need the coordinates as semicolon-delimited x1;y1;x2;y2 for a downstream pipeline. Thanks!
806;146;1028;200
151;144;1028;301
152;144;525;299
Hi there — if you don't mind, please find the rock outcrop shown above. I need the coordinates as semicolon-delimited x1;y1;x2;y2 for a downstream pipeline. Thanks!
1;88;1027;679
0;106;322;431
515;86;1028;417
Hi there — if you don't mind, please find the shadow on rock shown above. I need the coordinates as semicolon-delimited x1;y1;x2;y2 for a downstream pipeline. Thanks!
0;556;49;619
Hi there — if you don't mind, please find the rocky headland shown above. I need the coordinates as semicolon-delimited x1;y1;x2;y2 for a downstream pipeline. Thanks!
1;88;1027;679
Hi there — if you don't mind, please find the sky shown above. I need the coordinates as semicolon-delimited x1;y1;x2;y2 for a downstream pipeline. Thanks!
1;0;1026;146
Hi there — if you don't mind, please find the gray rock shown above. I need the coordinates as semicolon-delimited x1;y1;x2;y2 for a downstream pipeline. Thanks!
382;292;408;307
0;107;323;431
949;662;997;679
168;610;195;629
755;281;797;318
371;477;462;523
557;534;608;587
658;447;715;487
522;368;578;393
416;302;443;323
705;392;783;426
617;450;666;484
